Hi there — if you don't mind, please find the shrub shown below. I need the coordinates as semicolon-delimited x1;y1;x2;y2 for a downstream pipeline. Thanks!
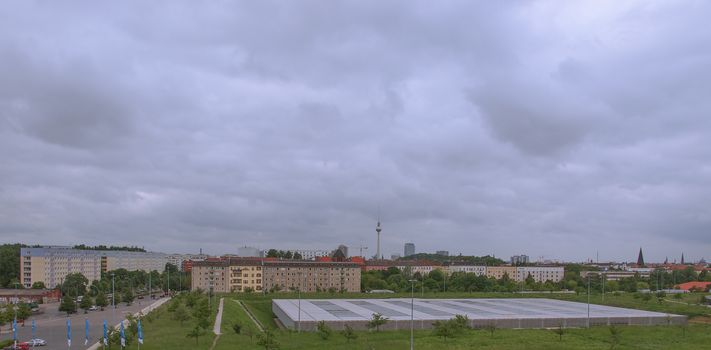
317;320;332;340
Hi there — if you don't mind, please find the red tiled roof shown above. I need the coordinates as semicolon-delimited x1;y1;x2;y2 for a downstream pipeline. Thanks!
675;281;711;291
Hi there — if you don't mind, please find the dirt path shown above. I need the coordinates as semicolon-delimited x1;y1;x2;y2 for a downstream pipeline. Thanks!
207;298;225;350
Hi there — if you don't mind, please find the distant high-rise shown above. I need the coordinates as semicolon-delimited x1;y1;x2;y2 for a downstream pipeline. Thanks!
511;255;530;265
637;247;645;267
404;243;415;257
681;253;685;265
336;244;349;258
436;250;449;256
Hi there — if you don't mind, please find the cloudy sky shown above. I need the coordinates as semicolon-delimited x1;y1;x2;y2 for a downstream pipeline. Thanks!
1;1;710;263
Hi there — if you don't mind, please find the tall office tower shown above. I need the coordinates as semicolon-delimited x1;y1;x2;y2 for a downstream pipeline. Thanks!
404;243;415;257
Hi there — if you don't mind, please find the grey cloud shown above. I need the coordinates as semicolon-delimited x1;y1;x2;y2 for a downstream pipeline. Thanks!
0;1;710;262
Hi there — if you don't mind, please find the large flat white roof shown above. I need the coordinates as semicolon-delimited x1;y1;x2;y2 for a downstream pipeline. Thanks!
273;298;673;322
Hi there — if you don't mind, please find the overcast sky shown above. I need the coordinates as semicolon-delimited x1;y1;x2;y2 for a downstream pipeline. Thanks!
1;1;710;263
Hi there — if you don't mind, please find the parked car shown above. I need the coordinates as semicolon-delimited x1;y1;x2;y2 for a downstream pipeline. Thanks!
89;306;98;311
3;342;30;350
28;339;47;347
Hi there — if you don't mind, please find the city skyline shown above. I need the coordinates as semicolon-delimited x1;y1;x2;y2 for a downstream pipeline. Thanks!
2;2;711;262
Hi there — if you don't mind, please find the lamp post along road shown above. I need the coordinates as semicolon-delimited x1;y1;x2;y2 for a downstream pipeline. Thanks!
409;279;416;350
587;274;590;328
111;273;116;325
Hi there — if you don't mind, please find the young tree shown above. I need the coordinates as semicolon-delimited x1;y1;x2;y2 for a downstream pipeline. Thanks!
123;290;135;305
61;273;89;296
451;314;470;332
232;322;242;334
484;323;497;338
552;323;566;341
80;296;93;313
186;326;205;345
31;281;46;289
367;313;388;332
432;320;455;341
59;295;77;314
609;325;622;349
341;325;358;342
256;329;280;350
95;292;108;310
173;304;191;326
16;303;31;320
316;321;332;340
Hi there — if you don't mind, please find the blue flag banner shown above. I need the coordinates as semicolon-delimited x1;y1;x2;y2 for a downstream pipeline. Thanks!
67;319;72;348
32;319;36;339
120;322;126;348
85;319;90;345
103;320;108;346
12;319;17;342
137;319;143;344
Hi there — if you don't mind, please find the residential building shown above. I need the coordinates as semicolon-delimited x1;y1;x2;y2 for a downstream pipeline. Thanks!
20;246;169;289
167;253;208;271
262;260;361;293
404;243;415;257
486;266;517;280
675;281;711;292
191;258;361;293
390;254;401;260
292;249;331;260
447;264;486;276
0;289;61;305
515;266;564;283
190;259;229;293
511;255;530;265
436;251;449;256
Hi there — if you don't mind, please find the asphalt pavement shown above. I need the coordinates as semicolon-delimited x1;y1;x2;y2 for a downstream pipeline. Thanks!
1;298;164;350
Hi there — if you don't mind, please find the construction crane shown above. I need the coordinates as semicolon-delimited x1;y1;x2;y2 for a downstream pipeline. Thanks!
355;245;368;258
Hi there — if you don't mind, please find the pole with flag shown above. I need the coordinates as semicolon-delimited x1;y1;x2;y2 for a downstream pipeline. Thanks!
137;318;144;349
67;319;71;349
103;320;108;350
120;321;126;349
12;318;17;348
85;318;89;346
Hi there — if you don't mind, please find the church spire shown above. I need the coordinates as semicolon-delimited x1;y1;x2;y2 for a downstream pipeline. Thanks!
637;247;645;267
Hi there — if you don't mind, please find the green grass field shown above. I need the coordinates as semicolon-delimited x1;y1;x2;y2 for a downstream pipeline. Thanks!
139;292;711;349
136;300;217;350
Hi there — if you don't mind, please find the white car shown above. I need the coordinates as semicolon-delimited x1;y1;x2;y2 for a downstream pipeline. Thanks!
89;305;98;311
28;339;47;346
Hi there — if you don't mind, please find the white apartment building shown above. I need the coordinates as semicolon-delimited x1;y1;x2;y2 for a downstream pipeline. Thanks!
20;246;169;288
292;249;331;260
515;266;564;283
448;264;487;276
167;253;209;271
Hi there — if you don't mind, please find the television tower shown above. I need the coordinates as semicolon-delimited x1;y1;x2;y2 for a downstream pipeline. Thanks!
375;219;382;260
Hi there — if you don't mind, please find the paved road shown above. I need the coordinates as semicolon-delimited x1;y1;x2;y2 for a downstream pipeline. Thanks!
0;299;162;350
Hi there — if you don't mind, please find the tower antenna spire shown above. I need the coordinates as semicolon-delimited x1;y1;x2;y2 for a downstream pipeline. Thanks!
375;208;382;260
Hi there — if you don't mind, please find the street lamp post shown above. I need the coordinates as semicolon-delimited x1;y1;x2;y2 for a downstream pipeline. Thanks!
111;273;115;325
586;274;590;328
297;273;302;333
601;273;605;303
409;279;416;350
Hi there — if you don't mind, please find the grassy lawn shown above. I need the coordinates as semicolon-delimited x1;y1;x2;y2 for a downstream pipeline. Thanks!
242;299;278;329
137;292;711;349
137;299;217;350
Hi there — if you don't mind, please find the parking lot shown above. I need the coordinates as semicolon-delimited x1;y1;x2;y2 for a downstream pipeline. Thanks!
1;298;165;350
